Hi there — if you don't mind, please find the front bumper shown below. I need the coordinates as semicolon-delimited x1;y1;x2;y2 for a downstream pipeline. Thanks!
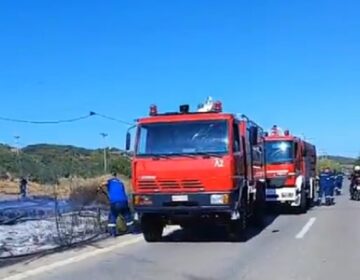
266;187;300;203
133;193;235;215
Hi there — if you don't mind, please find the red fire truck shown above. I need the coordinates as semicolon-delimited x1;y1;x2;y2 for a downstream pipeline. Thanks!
126;98;267;242
264;126;317;213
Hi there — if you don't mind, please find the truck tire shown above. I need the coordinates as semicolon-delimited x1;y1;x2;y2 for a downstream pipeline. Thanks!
141;216;163;242
228;192;248;242
297;186;307;214
228;217;246;242
252;184;266;228
306;182;315;209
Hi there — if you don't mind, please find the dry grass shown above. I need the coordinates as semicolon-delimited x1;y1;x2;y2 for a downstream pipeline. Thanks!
0;175;131;204
66;175;131;206
0;180;50;196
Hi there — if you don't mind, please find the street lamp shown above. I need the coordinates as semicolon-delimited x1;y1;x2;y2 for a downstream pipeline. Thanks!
14;135;20;155
14;135;22;176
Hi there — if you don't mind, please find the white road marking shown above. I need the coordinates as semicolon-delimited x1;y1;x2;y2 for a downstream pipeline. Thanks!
3;226;179;280
296;217;316;239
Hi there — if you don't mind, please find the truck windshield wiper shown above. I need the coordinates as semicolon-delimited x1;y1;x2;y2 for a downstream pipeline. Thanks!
194;152;223;158
144;152;222;159
146;154;171;159
146;153;196;159
267;161;292;165
166;153;197;158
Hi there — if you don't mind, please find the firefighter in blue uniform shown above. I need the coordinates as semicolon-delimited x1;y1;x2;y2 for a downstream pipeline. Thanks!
318;167;336;206
19;177;27;199
334;171;343;195
99;172;133;237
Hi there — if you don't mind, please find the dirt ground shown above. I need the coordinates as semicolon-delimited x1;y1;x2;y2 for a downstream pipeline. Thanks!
0;175;131;200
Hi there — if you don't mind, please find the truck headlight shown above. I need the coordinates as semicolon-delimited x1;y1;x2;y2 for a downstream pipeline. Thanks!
134;195;153;205
210;194;229;205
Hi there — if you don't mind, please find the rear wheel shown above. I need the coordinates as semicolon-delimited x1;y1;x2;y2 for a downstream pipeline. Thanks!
141;215;164;242
251;184;266;228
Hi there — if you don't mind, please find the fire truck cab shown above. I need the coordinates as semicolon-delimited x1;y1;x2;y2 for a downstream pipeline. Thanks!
264;126;317;213
126;98;266;241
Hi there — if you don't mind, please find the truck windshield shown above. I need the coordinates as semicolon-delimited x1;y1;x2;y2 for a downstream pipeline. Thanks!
136;120;229;156
265;141;294;164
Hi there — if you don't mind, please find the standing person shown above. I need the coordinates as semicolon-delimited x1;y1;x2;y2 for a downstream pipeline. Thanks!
318;167;335;206
19;177;27;199
99;172;133;237
335;171;344;195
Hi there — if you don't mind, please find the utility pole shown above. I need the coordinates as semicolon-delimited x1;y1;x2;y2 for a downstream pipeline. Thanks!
100;133;108;174
14;135;20;156
14;135;22;177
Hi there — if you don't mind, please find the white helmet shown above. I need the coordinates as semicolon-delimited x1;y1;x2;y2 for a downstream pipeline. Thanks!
354;166;360;172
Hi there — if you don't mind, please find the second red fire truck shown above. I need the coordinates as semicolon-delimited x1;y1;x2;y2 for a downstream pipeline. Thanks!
264;126;317;213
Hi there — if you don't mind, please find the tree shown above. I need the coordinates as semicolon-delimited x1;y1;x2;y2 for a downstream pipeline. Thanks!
317;158;342;172
0;144;131;183
110;157;131;178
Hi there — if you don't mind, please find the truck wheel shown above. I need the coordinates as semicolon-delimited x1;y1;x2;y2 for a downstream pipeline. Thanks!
297;186;307;214
228;218;246;242
228;204;247;242
141;216;163;242
252;185;266;228
252;203;265;228
306;184;315;209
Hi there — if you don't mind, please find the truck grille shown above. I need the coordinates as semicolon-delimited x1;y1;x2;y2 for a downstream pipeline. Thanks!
159;180;180;191
182;180;203;190
138;180;158;190
267;177;287;189
137;179;204;192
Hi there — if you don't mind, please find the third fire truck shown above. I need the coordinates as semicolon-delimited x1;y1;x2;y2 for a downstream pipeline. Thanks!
264;126;317;213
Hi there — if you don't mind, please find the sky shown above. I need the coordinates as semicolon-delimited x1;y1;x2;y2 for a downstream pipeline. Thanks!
0;0;359;157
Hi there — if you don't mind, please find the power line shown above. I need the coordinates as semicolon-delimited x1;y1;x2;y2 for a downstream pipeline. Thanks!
0;112;95;124
93;112;134;126
0;111;134;126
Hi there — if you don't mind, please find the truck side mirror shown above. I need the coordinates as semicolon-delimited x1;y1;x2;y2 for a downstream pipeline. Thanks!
126;132;131;151
250;127;258;145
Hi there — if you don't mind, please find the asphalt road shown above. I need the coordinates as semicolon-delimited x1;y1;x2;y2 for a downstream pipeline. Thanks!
2;183;360;280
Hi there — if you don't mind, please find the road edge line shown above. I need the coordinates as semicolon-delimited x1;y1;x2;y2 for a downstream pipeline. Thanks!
2;236;144;280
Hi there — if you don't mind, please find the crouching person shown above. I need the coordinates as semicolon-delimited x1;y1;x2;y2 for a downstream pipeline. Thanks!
99;172;134;237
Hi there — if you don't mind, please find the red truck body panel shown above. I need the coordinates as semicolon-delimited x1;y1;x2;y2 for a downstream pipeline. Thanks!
133;155;234;194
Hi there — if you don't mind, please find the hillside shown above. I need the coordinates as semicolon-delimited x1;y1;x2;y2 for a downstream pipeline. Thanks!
318;155;356;166
0;143;131;184
0;142;356;184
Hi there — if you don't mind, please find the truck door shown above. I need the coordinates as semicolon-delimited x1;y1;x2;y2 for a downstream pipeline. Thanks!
233;121;245;186
294;141;301;174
